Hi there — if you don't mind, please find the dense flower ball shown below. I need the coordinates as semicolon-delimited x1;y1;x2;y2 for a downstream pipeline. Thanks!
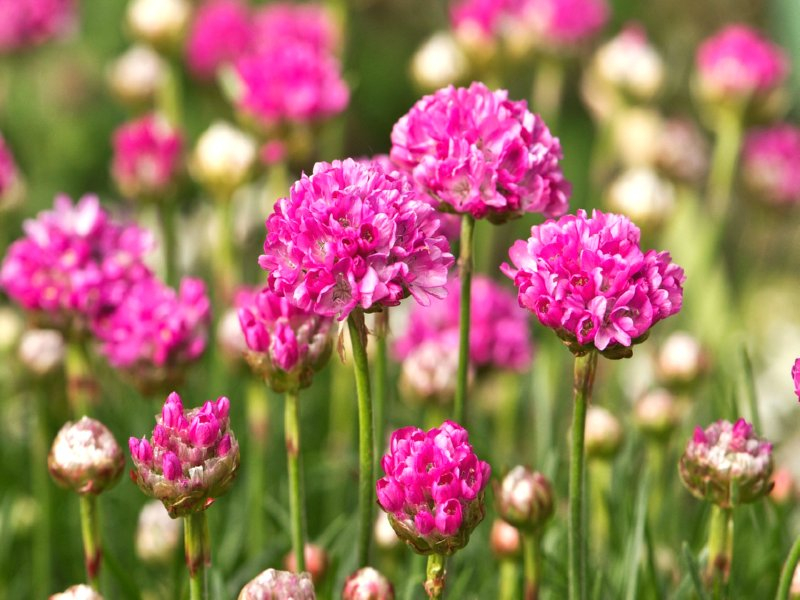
696;25;789;101
342;567;395;600
48;417;125;495
238;569;315;600
376;420;491;555
502;209;685;359
512;0;609;48
0;194;154;331
742;124;800;207
259;158;454;320
185;0;253;80
495;466;554;533
678;418;773;508
0;132;22;206
390;82;570;223
793;358;800;401
129;392;240;518
92;277;210;395
111;113;183;201
252;2;339;55
0;0;76;53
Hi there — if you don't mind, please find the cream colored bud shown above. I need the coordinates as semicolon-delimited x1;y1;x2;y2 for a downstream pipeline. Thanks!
126;0;191;49
605;167;675;228
136;500;182;564
634;388;680;437
593;26;664;101
410;32;468;91
18;329;65;376
374;510;399;550
191;122;257;197
612;108;663;168
107;45;166;107
656;331;706;386
584;406;623;460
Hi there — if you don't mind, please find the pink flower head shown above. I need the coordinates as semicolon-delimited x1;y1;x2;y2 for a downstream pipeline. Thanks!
129;392;240;517
0;0;75;53
696;24;789;99
742;124;800;207
395;274;534;372
112;113;183;201
450;0;511;44
252;2;340;55
259;158;454;320
376;420;491;555
513;0;609;47
390;82;570;223
0;132;21;204
0;194;154;331
185;0;254;80
792;358;800;401
502;209;685;359
237;286;335;392
92;277;210;395
679;418;773;508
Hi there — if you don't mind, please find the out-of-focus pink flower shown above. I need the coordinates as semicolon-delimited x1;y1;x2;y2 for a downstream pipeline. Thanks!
395;275;533;372
239;569;315;600
252;2;340;55
502;209;684;359
185;0;253;80
0;194;153;331
112;113;183;201
376;420;490;554
342;567;394;600
742;124;800;207
0;132;22;206
391;82;570;223
792;358;800;401
0;0;75;53
259;158;454;320
450;0;510;45
512;0;608;48
92;277;210;394
696;24;789;100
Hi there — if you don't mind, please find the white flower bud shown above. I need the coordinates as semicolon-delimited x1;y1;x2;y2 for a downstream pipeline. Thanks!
126;0;191;49
107;45;166;107
584;406;623;460
656;331;706;386
593;25;664;101
410;32;467;91
49;584;104;600
191;122;257;197
606;167;675;229
136;500;181;564
18;329;65;376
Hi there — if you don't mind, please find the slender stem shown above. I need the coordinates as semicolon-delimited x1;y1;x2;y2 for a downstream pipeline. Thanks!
183;511;210;600
498;559;519;600
707;105;743;219
705;506;733;597
374;310;389;453
157;201;178;287
425;553;447;599
246;379;269;557
454;214;475;425
32;384;51;599
66;341;93;418
348;310;374;566
214;194;236;304
79;495;101;590
531;56;565;130
285;388;306;572
588;459;612;561
568;350;599;600
522;532;542;600
776;531;800;600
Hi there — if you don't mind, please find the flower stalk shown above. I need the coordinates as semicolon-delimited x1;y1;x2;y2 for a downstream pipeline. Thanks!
454;213;474;424
285;388;306;572
522;532;542;600
374;310;389;452
775;532;800;600
425;553;447;599
707;104;743;219
705;505;733;596
246;379;269;557
184;510;211;600
79;495;101;590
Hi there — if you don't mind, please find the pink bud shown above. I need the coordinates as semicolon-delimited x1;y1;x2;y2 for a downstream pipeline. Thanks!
376;478;404;513
215;396;230;421
414;509;435;535
162;392;185;428
217;433;232;457
162;452;182;481
435;499;462;536
692;426;707;445
188;413;220;447
129;436;153;463
152;424;168;447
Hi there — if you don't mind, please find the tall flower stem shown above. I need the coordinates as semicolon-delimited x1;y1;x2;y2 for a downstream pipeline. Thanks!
348;309;374;566
775;532;800;600
66;341;92;418
32;383;51;599
568;350;599;600
374;309;389;452
425;553;447;599
707;105;743;219
157;201;178;287
705;505;733;597
522;532;542;600
498;559;519;600
79;495;101;590
454;214;475;425
285;388;306;572
214;193;237;305
246;379;269;557
184;510;211;600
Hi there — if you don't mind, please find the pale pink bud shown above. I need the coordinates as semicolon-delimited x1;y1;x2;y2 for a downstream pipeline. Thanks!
634;388;680;438
490;519;521;559
283;543;328;584
18;329;65;376
769;467;796;505
495;467;554;533
584;406;623;460
136;500;182;564
238;569;315;600
49;584;104;600
342;567;395;600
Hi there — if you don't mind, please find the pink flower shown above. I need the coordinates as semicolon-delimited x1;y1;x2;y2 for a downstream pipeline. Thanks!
376;420;490;554
252;2;339;55
742;124;800;206
111;113;183;201
390;82;570;223
792;358;800;401
513;0;609;47
0;194;154;331
0;0;75;52
395;275;534;372
696;24;789;99
129;392;240;517
92;277;210;394
502;209;685;359
185;0;253;80
259;158;454;320
450;0;511;44
0;132;21;204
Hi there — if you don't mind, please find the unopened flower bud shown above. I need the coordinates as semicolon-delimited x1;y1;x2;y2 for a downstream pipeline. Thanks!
584;406;623;460
342;567;395;600
107;45;166;107
495;466;554;533
238;568;315;600
656;331;707;387
18;329;65;376
769;467;795;505
49;584;104;600
592;24;664;102
490;518;521;559
48;417;125;495
400;339;463;406
612;108;663;168
284;543;328;585
655;118;709;185
634;388;680;438
374;511;400;550
605;167;675;230
126;0;191;50
136;500;182;564
410;32;467;91
191;121;257;199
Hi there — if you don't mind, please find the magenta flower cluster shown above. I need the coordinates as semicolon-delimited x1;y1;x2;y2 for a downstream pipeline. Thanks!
185;0;253;80
251;2;339;55
111;113;183;201
376;421;491;554
742;124;800;206
450;0;510;43
259;158;453;320
0;0;75;52
129;392;240;517
395;275;534;373
696;24;789;98
0;194;153;330
502;209;684;358
390;82;570;223
514;0;609;47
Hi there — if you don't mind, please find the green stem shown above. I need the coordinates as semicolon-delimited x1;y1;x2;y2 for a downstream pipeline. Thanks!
32;383;51;599
589;459;612;561
66;341;92;418
568;350;599;600
454;214;475;425
79;495;101;590
246;379;269;557
531;57;566;130
374;310;389;453
214;194;237;304
776;532;800;600
348;310;374;567
425;553;447;599
183;511;210;600
707;105;743;219
157;201;178;287
705;506;733;597
522;532;542;600
498;559;519;600
285;388;306;572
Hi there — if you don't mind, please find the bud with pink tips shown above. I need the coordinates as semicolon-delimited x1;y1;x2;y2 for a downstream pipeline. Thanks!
238;569;315;600
49;584;104;600
495;466;554;533
342;567;395;600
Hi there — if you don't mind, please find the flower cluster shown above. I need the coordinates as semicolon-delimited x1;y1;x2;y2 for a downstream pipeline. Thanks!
129;392;240;518
449;0;509;46
259;158;453;320
502;209;685;358
92;278;210;395
237;286;334;392
513;0;609;48
238;569;315;600
0;132;22;205
252;2;339;55
395;275;534;373
0;194;154;331
678;418;773;508
111;113;183;201
696;24;789;101
742;124;800;207
390;82;570;223
186;0;253;80
0;0;75;53
376;421;491;555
